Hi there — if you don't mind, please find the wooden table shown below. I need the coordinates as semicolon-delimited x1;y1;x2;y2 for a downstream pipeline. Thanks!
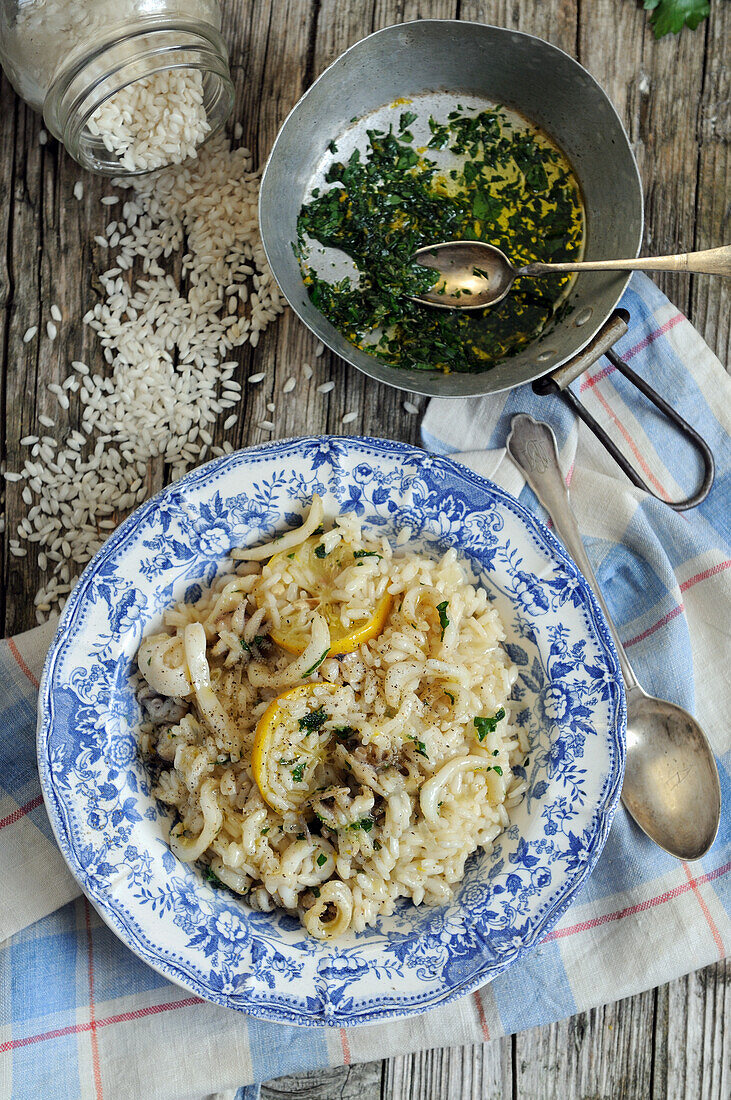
0;1;727;1096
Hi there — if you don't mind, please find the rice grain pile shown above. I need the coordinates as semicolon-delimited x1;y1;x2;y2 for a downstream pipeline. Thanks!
87;70;211;173
6;131;284;621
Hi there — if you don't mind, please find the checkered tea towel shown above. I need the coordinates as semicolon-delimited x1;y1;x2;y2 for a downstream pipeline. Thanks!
1;274;729;1100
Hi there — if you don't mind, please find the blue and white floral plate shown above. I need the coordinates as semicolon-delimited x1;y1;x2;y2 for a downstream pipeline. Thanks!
37;436;626;1026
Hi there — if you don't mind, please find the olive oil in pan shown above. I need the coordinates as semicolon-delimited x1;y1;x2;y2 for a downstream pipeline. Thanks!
296;93;585;374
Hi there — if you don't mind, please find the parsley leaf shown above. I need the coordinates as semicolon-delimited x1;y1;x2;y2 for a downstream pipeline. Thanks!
292;764;305;782
407;734;429;759
436;599;449;640
348;817;374;832
643;0;710;37
473;707;506;742
314;543;329;558
205;867;223;887
353;549;382;559
444;690;455;705
298;706;329;732
333;724;356;740
316;852;327;866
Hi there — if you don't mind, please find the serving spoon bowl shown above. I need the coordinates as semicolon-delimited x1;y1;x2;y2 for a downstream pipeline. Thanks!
411;241;731;310
506;413;721;860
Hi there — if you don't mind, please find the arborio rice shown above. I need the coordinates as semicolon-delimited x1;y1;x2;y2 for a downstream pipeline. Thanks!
137;496;525;939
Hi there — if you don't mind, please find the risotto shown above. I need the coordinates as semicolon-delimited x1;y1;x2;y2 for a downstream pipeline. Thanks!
136;495;526;939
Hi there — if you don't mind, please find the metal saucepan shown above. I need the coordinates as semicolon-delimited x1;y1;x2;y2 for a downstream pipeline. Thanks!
260;21;714;509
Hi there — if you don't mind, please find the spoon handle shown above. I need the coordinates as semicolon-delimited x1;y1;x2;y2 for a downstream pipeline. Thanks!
506;414;639;690
520;243;731;277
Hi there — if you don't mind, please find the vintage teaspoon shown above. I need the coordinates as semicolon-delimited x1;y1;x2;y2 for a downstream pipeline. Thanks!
506;413;721;860
410;241;731;309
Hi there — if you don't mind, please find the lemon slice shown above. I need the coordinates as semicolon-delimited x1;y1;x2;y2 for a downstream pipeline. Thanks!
252;683;343;814
258;535;392;656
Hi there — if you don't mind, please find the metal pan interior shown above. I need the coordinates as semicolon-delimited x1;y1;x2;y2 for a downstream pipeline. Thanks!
260;20;643;398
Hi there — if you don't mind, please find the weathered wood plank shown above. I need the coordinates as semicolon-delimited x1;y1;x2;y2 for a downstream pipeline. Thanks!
460;0;579;52
653;959;731;1100
578;0;707;317
690;1;730;365
261;1062;384;1100
384;1037;513;1100
514;988;657;1099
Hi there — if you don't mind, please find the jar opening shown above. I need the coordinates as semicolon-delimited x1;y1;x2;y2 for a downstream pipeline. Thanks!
44;21;233;176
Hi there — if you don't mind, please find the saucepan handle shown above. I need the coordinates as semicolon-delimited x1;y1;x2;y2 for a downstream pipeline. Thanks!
532;309;715;511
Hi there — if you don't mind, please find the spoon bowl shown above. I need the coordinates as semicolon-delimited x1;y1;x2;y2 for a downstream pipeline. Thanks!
506;413;721;860
623;685;721;860
411;240;731;310
410;241;517;309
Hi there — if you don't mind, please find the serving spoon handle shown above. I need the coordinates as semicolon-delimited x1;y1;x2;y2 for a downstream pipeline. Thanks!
506;414;638;689
520;243;731;277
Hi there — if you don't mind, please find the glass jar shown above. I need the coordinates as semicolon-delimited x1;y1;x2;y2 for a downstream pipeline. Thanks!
0;0;234;174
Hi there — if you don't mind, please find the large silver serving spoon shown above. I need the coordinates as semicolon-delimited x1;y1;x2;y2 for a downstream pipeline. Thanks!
506;413;721;860
411;241;731;310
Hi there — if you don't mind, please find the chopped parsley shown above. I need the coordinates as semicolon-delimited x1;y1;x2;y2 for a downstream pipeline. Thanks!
493;765;503;776
333;725;356;740
296;105;583;374
240;634;267;653
298;706;329;732
291;764;306;783
348;817;374;832
261;827;270;835
205;867;223;887
373;839;382;851
473;708;506;742
407;734;429;759
312;886;321;898
436;600;450;639
353;549;382;559
316;852;327;867
301;649;329;678
313;543;329;558
444;690;455;705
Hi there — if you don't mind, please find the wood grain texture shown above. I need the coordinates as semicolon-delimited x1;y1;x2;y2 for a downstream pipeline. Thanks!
0;1;727;1097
